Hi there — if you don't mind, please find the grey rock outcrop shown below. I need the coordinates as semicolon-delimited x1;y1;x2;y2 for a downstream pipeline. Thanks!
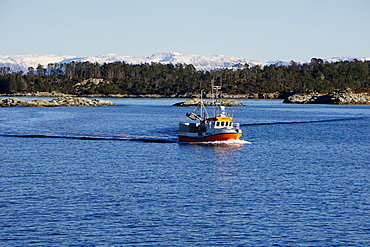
1;91;71;97
283;88;370;104
49;97;115;106
173;98;245;107
0;96;115;107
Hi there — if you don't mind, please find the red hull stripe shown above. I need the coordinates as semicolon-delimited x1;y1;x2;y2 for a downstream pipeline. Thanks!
178;133;242;142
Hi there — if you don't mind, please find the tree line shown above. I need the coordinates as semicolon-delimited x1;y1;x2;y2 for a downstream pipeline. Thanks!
0;58;369;96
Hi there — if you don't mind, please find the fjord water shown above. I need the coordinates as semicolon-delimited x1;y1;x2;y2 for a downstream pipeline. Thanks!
0;98;369;246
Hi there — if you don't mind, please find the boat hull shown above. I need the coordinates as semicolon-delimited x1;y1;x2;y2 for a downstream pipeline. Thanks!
178;133;242;143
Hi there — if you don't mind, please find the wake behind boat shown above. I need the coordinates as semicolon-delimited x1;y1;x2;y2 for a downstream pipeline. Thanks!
178;84;243;143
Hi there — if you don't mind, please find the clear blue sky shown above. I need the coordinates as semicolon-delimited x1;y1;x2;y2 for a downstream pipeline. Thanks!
1;0;369;61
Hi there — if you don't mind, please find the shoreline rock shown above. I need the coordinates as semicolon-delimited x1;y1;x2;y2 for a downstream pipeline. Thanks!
283;88;370;104
0;91;72;97
0;96;116;107
173;98;245;107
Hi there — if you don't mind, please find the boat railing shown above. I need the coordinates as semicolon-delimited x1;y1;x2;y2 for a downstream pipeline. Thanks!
233;122;240;129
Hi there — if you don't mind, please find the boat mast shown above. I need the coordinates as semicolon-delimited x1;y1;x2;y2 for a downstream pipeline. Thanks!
200;89;204;119
212;78;222;117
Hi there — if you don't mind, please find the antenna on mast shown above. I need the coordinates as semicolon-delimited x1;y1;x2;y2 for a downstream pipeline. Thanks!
211;78;214;101
219;77;223;100
211;78;222;116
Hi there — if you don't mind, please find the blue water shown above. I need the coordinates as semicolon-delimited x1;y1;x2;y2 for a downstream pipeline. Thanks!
0;98;369;246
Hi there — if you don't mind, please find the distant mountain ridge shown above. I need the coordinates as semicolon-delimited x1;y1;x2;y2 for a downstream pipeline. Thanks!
0;52;369;73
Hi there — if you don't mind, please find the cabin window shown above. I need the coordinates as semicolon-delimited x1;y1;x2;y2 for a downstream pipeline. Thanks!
221;122;225;126
216;122;220;127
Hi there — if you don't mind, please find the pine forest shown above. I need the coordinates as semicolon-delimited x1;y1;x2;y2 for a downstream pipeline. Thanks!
0;58;369;97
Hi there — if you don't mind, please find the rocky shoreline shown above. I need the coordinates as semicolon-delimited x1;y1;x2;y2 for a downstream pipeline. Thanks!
0;91;285;99
283;88;370;105
0;96;116;107
2;88;369;105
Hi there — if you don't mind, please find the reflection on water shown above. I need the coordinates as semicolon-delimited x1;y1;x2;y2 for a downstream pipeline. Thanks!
179;139;248;191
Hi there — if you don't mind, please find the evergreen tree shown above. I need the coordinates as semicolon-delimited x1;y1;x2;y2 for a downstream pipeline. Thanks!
0;59;369;96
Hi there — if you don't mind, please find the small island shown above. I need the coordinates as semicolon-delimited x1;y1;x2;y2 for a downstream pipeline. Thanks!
173;98;245;107
0;96;115;107
283;88;370;105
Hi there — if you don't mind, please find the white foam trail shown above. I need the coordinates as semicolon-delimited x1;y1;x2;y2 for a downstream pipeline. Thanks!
187;139;251;146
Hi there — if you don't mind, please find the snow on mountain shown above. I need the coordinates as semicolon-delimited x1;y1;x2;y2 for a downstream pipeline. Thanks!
0;52;369;73
323;56;370;63
0;54;76;72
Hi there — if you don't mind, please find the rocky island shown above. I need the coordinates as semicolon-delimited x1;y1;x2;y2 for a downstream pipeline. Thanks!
283;88;370;105
0;96;116;107
173;98;245;107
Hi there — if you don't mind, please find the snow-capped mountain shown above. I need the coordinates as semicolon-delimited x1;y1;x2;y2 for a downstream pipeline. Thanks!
0;52;369;73
0;54;76;73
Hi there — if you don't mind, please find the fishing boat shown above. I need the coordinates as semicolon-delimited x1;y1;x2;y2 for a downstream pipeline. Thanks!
178;84;243;143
